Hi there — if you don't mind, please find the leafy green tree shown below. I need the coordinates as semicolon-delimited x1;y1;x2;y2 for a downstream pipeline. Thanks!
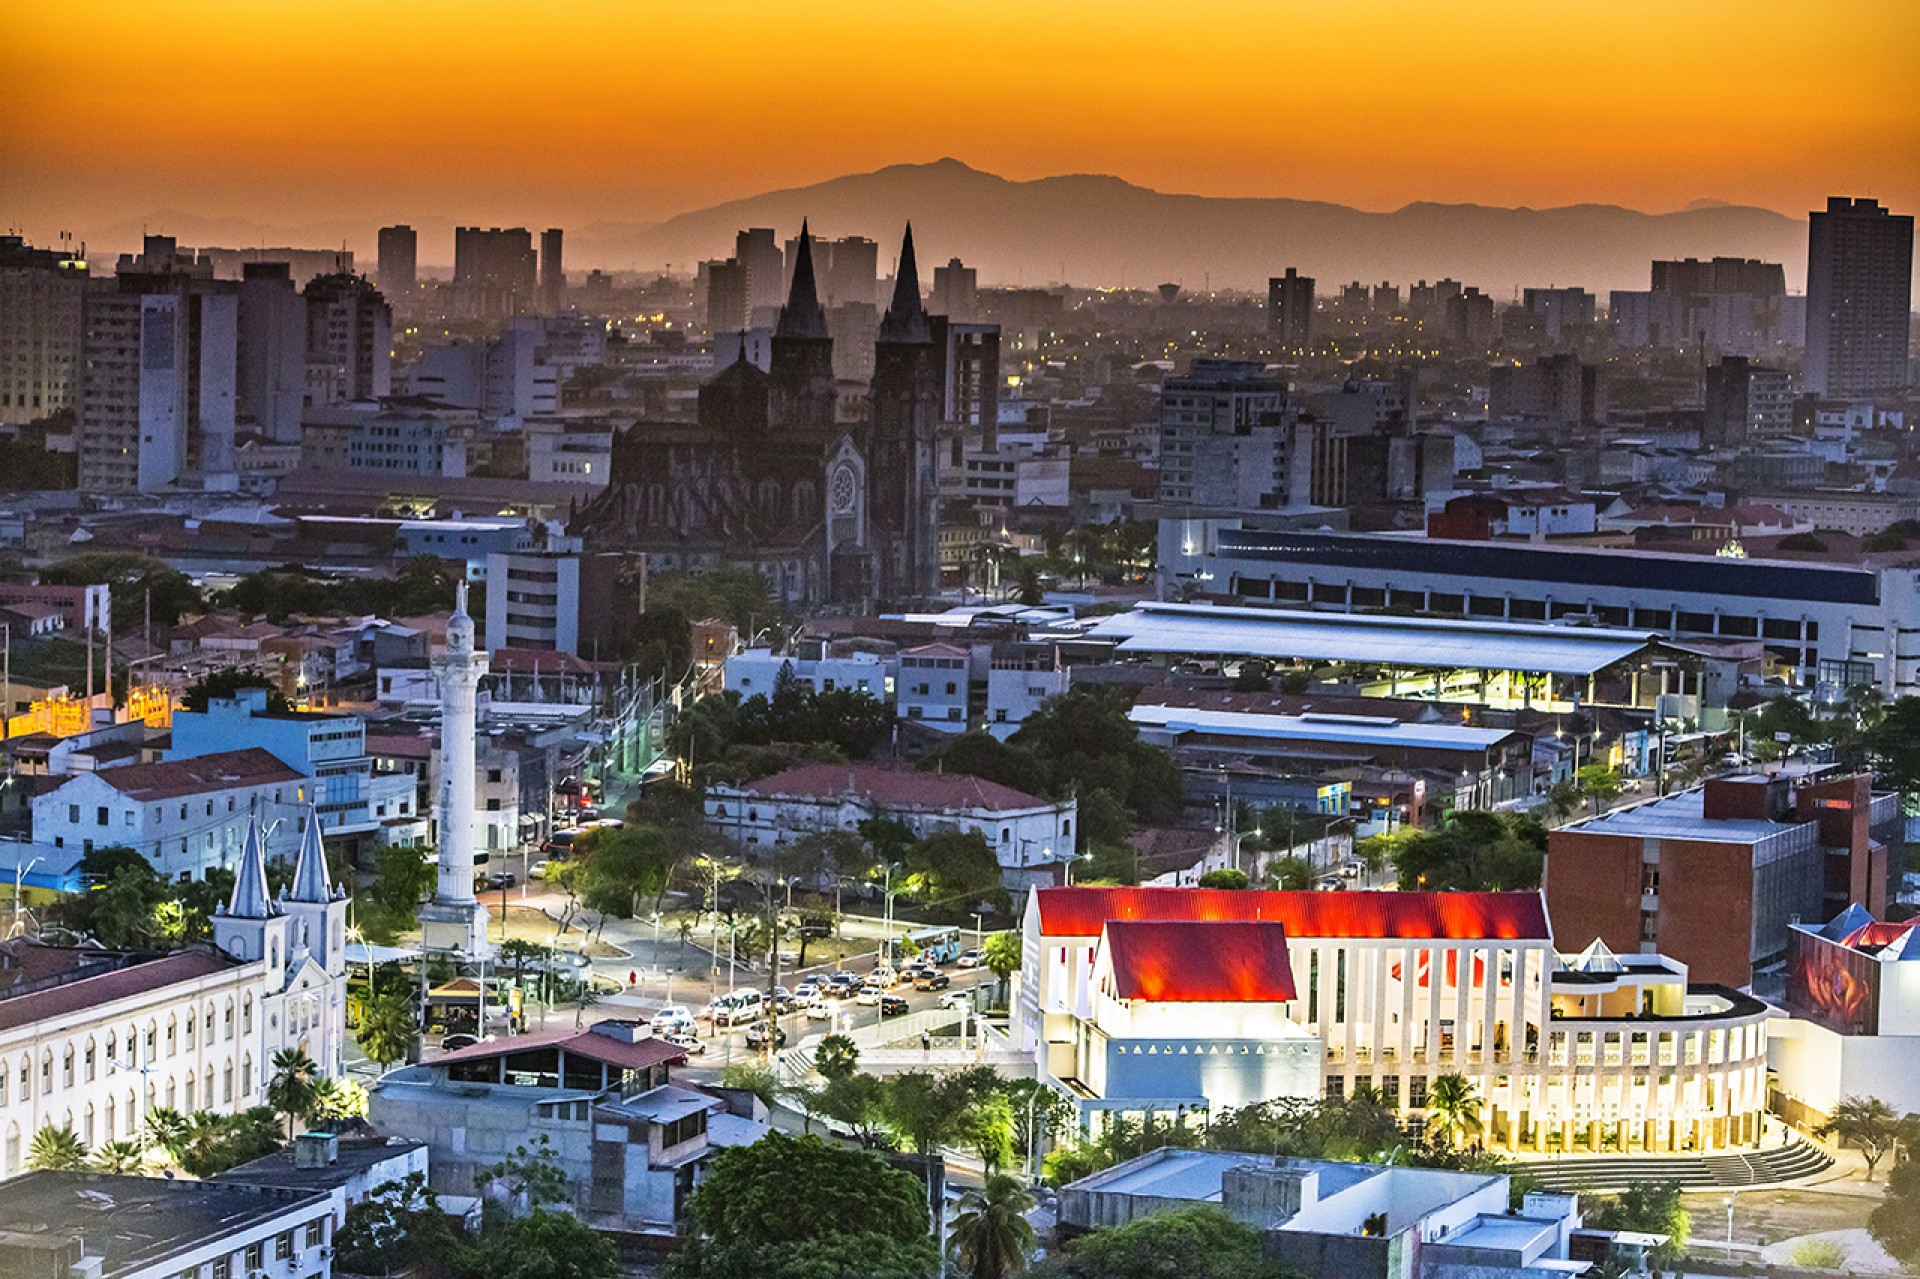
670;1131;937;1279
493;1206;621;1279
336;1173;467;1277
956;1090;1018;1172
41;551;202;630
904;830;1010;914
26;1124;87;1170
1586;1180;1689;1267
574;822;679;918
1862;697;1920;805
1006;688;1184;829
814;1033;860;1082
141;1107;190;1165
950;1173;1036;1279
1424;1073;1482;1148
476;1134;570;1208
358;843;437;943
719;1061;781;1110
310;1075;369;1120
267;1047;320;1138
1267;856;1312;890
915;733;1044;793
358;992;419;1069
1388;810;1545;892
1817;1095;1910;1180
814;1072;891;1148
1575;764;1622;813
982;931;1022;1003
1871;1154;1920;1265
1197;868;1248;889
1063;1204;1299;1279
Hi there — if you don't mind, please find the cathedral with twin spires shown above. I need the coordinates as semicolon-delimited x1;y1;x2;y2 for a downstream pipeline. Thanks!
572;222;943;607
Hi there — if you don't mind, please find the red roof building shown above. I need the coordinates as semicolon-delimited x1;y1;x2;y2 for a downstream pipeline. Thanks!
1101;920;1297;1003
1034;886;1551;943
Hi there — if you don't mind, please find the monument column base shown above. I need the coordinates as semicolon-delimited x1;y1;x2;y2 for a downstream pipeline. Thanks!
419;897;492;958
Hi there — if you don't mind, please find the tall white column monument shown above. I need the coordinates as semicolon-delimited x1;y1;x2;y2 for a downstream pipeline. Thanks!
419;580;492;956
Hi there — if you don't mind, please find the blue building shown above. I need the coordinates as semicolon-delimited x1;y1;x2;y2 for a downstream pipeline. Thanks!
168;689;422;853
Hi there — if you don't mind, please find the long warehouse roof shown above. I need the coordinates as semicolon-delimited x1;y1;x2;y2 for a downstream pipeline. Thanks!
1129;702;1521;751
1085;602;1660;676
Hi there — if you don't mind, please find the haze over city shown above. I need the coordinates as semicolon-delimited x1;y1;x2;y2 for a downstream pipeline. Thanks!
2;4;1918;1279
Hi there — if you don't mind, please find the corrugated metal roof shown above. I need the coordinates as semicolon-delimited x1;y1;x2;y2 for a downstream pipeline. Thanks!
1085;603;1657;676
1037;886;1552;941
1129;703;1519;751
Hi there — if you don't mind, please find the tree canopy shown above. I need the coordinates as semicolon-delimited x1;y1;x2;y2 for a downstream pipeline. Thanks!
671;1131;938;1279
40;551;203;630
1049;1204;1300;1279
1362;809;1547;892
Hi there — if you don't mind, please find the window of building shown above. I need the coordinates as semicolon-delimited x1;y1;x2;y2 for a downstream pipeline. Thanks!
245;1242;264;1270
306;1221;324;1248
275;1230;293;1260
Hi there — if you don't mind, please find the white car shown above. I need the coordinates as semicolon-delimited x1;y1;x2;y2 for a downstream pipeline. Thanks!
956;949;985;968
937;989;974;1010
664;1031;705;1055
806;999;840;1021
792;982;822;1004
651;1004;693;1032
854;985;883;1006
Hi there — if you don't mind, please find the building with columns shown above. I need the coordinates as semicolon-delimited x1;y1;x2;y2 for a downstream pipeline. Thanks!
1020;886;1771;1155
0;813;347;1179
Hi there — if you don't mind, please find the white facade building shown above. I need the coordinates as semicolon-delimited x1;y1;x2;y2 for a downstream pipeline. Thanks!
707;762;1076;888
897;643;970;732
725;648;895;701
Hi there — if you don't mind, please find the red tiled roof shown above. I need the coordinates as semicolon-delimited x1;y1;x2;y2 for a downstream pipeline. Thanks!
76;748;305;801
738;763;1049;812
430;1022;686;1072
0;950;239;1032
1104;921;1296;1003
1036;886;1551;942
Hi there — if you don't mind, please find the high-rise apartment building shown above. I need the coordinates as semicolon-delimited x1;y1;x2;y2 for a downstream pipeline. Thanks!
1805;196;1914;398
1444;287;1497;347
539;228;565;313
79;273;238;492
303;274;392;406
452;226;538;316
737;228;784;313
1705;356;1793;447
377;225;417;294
1156;359;1292;507
1520;287;1596;344
236;262;307;443
931;258;979;320
703;258;750;334
0;235;88;426
828;235;878;308
1267;268;1314;349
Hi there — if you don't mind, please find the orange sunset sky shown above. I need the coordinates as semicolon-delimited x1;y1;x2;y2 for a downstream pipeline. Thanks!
4;0;1917;258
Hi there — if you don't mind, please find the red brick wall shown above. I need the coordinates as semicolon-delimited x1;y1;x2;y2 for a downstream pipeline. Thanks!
1655;838;1757;988
1544;831;1642;955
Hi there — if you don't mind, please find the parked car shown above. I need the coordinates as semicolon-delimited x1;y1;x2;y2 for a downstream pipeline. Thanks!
441;1034;481;1051
913;970;950;991
487;871;517;890
744;1021;788;1049
855;985;884;1006
880;994;909;1017
956;949;985;968
664;1031;705;1055
806;999;841;1021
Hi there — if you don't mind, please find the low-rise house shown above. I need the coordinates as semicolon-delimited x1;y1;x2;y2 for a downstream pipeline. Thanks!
706;762;1077;889
215;1129;429;1230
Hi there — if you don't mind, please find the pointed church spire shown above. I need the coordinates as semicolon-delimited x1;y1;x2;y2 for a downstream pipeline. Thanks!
775;220;829;340
880;222;930;344
287;804;332;904
227;817;275;920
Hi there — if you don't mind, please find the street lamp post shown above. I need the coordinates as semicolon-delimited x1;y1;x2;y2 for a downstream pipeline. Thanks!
651;911;662;978
105;1055;154;1164
1724;1191;1736;1249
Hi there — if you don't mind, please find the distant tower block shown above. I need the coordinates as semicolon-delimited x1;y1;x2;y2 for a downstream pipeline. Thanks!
418;580;492;956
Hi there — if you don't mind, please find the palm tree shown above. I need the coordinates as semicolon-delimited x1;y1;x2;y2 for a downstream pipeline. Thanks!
26;1124;88;1171
268;1048;320;1138
949;1173;1037;1279
90;1140;146;1174
176;1111;236;1178
358;993;418;1070
982;931;1021;1006
1426;1072;1483;1148
142;1105;190;1166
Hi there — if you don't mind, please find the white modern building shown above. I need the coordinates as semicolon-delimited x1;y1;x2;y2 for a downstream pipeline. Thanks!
725;648;894;701
32;747;308;880
897;642;971;731
1022;887;1773;1152
0;813;349;1177
707;762;1077;889
1770;904;1920;1129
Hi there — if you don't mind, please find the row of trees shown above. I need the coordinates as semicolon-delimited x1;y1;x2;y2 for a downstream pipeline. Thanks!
213;556;461;624
1354;809;1549;893
337;1171;619;1279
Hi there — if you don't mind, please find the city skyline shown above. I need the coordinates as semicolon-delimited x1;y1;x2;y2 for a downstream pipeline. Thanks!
5;0;1916;255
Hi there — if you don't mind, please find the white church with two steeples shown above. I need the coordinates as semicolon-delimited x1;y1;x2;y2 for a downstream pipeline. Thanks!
213;807;351;1077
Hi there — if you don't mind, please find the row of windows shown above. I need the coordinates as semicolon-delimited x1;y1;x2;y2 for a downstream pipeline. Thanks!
1;1005;253;1109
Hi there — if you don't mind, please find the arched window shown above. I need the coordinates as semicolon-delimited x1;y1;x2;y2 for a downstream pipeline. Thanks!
62;1046;73;1088
223;1062;233;1104
224;1001;234;1040
241;1054;253;1095
104;1095;115;1141
84;1103;95;1147
183;1074;194;1111
83;1038;95;1083
794;480;817;525
3;1122;18;1178
242;996;253;1035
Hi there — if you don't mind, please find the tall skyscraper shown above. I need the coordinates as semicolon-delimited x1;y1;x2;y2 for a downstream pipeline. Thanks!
737;227;783;312
79;272;237;492
1268;268;1314;349
377;224;417;294
0;235;88;426
828;235;878;308
931;257;978;320
703;258;749;333
453;226;538;316
236;262;307;442
1805;196;1914;398
303;274;392;406
539;227;564;313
